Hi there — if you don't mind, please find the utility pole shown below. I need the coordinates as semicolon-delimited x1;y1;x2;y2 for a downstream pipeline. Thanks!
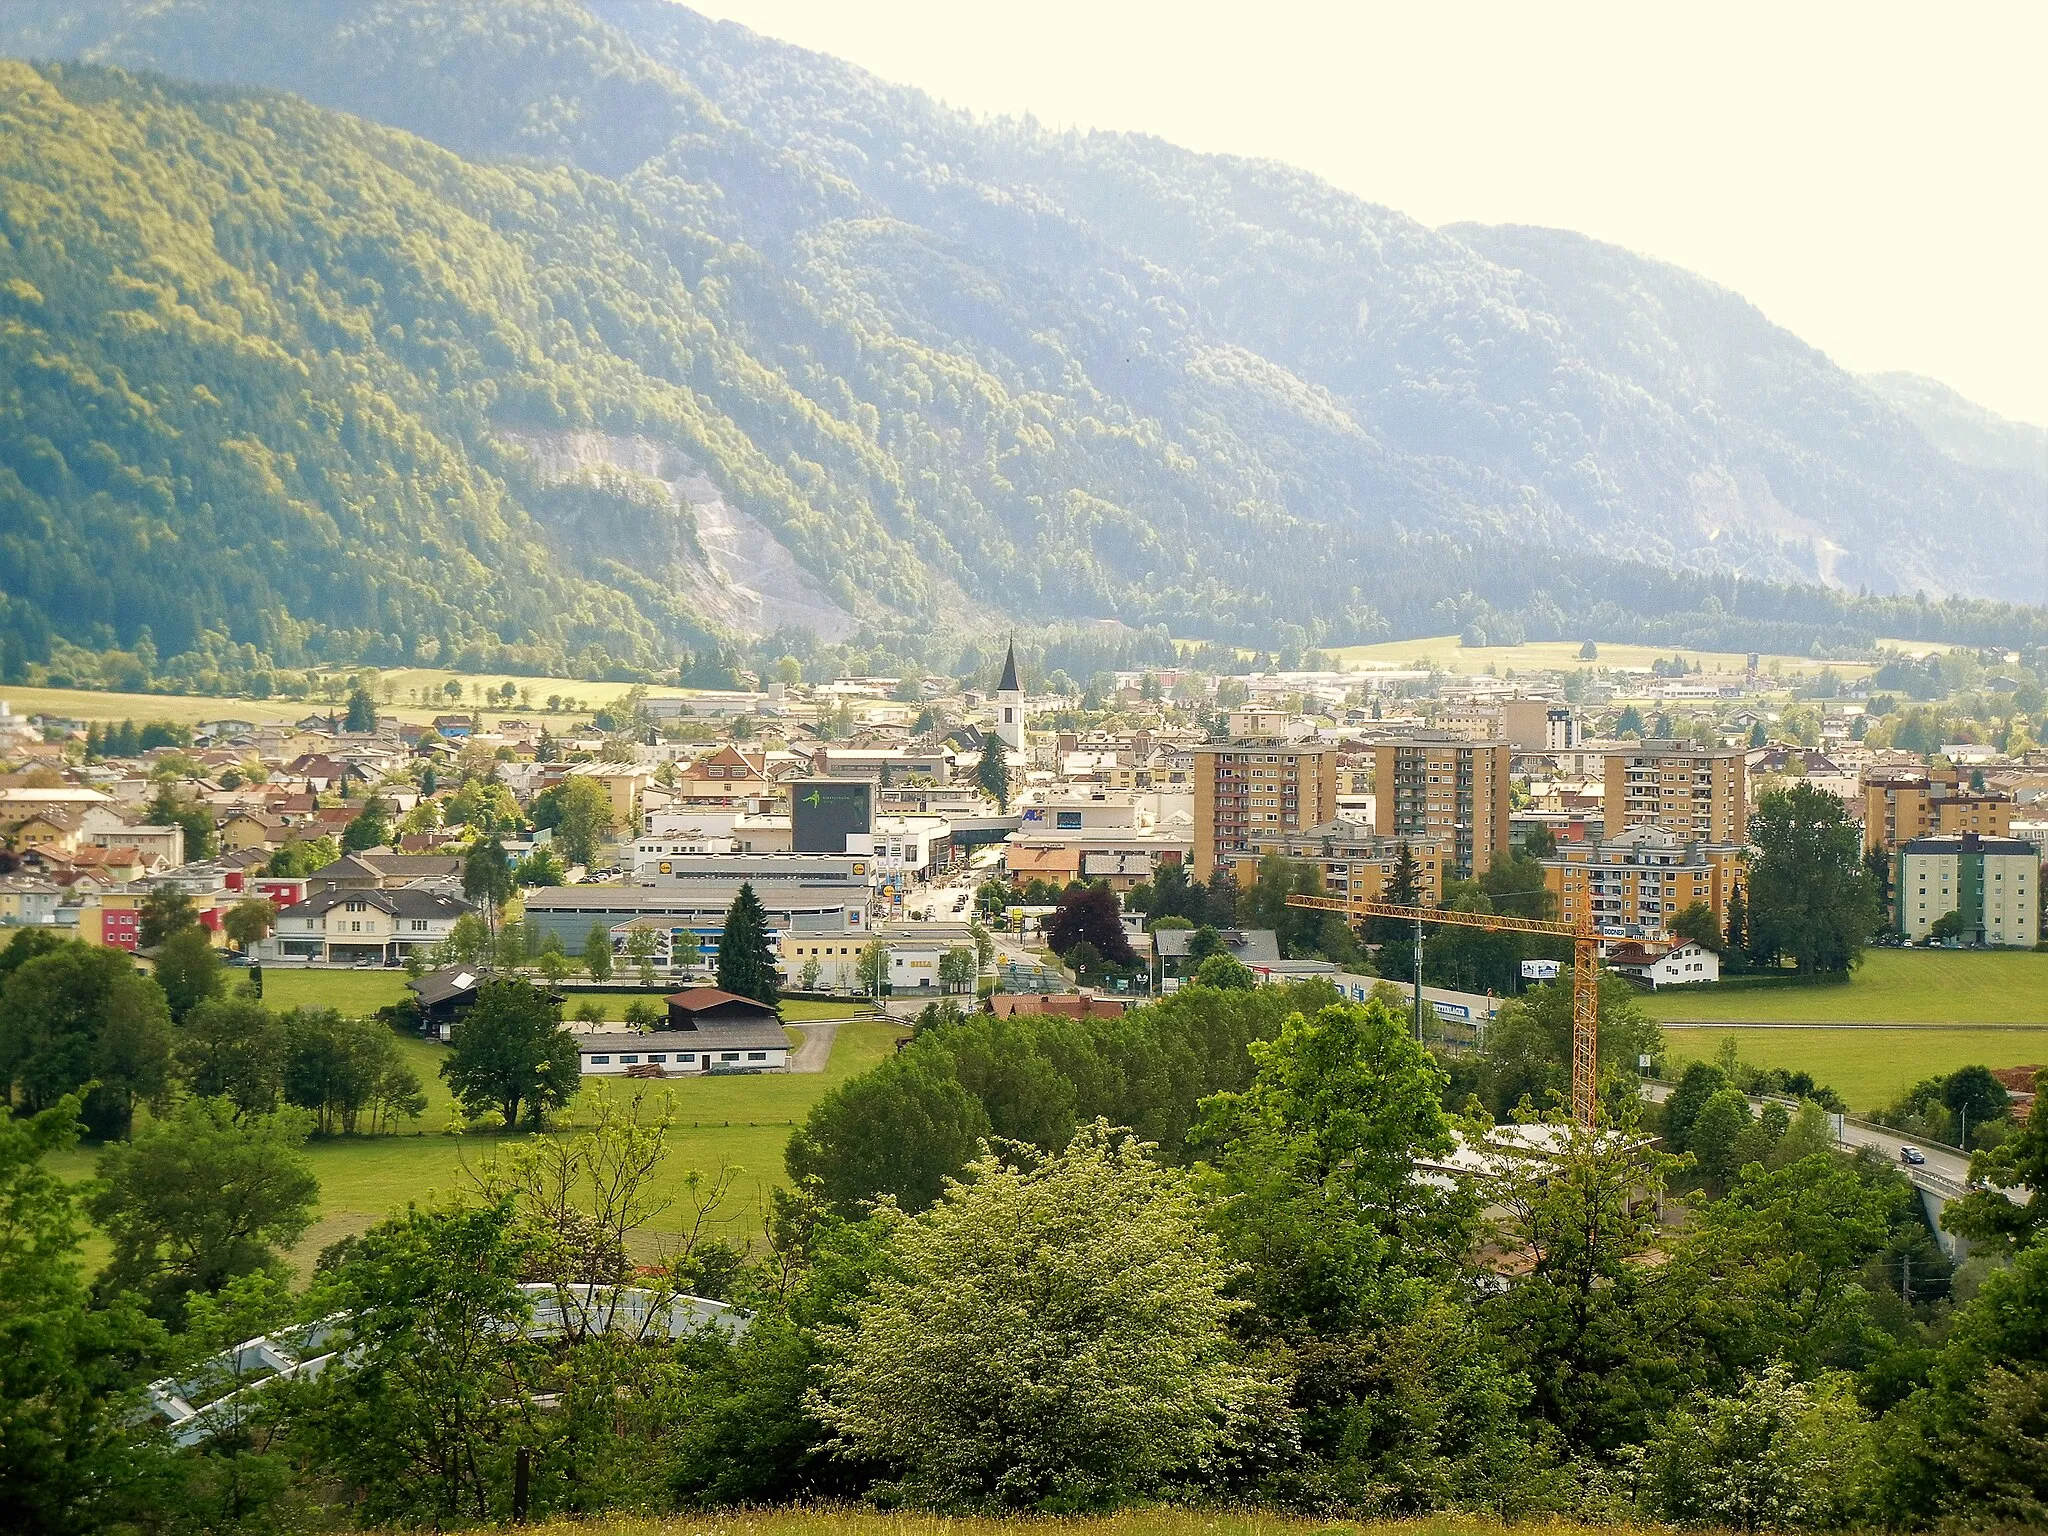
1288;893;1602;1127
1412;915;1425;1045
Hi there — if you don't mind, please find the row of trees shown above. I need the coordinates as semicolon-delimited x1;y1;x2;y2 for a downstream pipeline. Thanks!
0;922;430;1146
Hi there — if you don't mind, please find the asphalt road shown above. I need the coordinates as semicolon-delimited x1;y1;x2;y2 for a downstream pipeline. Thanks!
1640;1079;1972;1187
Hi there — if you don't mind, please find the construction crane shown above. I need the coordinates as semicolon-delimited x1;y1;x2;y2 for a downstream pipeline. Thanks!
1286;895;1602;1127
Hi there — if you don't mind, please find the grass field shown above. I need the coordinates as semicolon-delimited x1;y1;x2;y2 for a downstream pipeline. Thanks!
1324;633;1872;680
2;673;700;731
1663;1025;2048;1111
288;1015;903;1264
1642;949;2048;1025
0;683;310;728
49;1006;903;1273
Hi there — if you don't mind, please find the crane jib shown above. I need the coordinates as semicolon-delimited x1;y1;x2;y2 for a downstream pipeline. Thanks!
1286;894;1600;1127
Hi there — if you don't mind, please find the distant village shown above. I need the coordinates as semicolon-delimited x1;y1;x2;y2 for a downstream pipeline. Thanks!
1;638;2043;1059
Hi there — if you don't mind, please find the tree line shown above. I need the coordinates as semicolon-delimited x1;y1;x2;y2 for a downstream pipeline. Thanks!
10;966;2044;1530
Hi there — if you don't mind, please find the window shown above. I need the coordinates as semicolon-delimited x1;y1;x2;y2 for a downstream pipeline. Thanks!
589;1055;610;1065
747;1051;767;1061
649;1054;667;1063
619;1055;638;1065
720;1052;740;1062
680;1053;697;1063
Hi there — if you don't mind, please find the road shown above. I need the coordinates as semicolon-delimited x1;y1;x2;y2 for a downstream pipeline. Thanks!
1640;1079;1972;1188
897;874;978;924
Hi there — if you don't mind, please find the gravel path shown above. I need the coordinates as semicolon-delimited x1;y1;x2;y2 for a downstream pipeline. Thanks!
787;1020;840;1073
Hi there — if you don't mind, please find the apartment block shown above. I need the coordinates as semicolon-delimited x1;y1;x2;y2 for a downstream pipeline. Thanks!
1221;821;1450;910
1863;766;2014;854
1603;740;1747;845
1544;826;1744;942
1368;734;1510;878
1191;741;1342;878
1894;832;2037;947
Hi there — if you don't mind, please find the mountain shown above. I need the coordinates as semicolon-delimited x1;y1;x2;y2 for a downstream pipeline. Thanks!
0;1;2041;683
1862;372;2048;476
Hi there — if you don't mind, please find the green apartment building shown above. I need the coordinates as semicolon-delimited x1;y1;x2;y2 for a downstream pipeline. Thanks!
1894;832;2038;947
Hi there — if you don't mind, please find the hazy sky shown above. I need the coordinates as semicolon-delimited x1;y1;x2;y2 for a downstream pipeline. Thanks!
688;1;2047;429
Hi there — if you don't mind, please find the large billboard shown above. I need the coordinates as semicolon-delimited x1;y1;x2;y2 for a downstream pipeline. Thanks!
791;778;873;853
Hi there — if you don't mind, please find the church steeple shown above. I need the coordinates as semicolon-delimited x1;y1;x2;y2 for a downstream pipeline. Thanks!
993;638;1025;752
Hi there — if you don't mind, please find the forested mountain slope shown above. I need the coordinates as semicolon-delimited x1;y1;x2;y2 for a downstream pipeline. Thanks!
1;1;2041;681
1862;371;2048;476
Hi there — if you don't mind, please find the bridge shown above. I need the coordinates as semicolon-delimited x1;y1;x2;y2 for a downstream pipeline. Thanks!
1638;1080;1998;1258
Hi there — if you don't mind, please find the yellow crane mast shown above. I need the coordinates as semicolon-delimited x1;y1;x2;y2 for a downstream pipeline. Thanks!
1284;895;1601;1127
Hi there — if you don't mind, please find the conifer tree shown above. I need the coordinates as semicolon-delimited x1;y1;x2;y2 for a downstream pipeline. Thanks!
976;736;1010;810
715;882;780;1005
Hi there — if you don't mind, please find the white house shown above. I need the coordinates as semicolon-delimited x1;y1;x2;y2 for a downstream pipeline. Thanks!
570;1030;791;1076
570;988;791;1075
1605;939;1720;988
265;887;473;964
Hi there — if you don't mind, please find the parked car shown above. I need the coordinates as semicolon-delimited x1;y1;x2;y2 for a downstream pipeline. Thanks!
1899;1146;1927;1166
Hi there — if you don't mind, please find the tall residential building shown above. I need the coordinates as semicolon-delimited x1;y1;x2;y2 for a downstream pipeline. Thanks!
1191;740;1342;878
1603;740;1747;845
1222;821;1449;910
1863;766;2014;854
1894;832;2037;947
1544;826;1744;941
1368;734;1511;878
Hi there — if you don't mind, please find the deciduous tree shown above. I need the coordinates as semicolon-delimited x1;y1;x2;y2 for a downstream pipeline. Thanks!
0;1098;166;1533
0;941;172;1138
282;1008;427;1135
441;979;581;1130
90;1095;317;1324
221;896;278;951
975;737;1010;810
1045;881;1135;967
810;1125;1273;1508
177;996;286;1115
1747;784;1879;975
138;883;200;949
153;923;224;1022
534;776;613;867
285;1203;539;1526
581;921;614;982
340;794;393;853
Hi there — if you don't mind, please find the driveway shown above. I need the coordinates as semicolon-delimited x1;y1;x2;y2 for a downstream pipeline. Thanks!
786;1020;839;1073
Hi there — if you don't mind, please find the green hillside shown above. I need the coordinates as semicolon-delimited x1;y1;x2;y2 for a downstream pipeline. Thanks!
2;5;2045;685
0;58;937;681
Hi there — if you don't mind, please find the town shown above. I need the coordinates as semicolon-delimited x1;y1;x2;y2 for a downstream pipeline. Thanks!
3;639;2040;1016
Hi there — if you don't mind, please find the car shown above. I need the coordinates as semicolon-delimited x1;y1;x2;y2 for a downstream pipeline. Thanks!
1899;1146;1927;1166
